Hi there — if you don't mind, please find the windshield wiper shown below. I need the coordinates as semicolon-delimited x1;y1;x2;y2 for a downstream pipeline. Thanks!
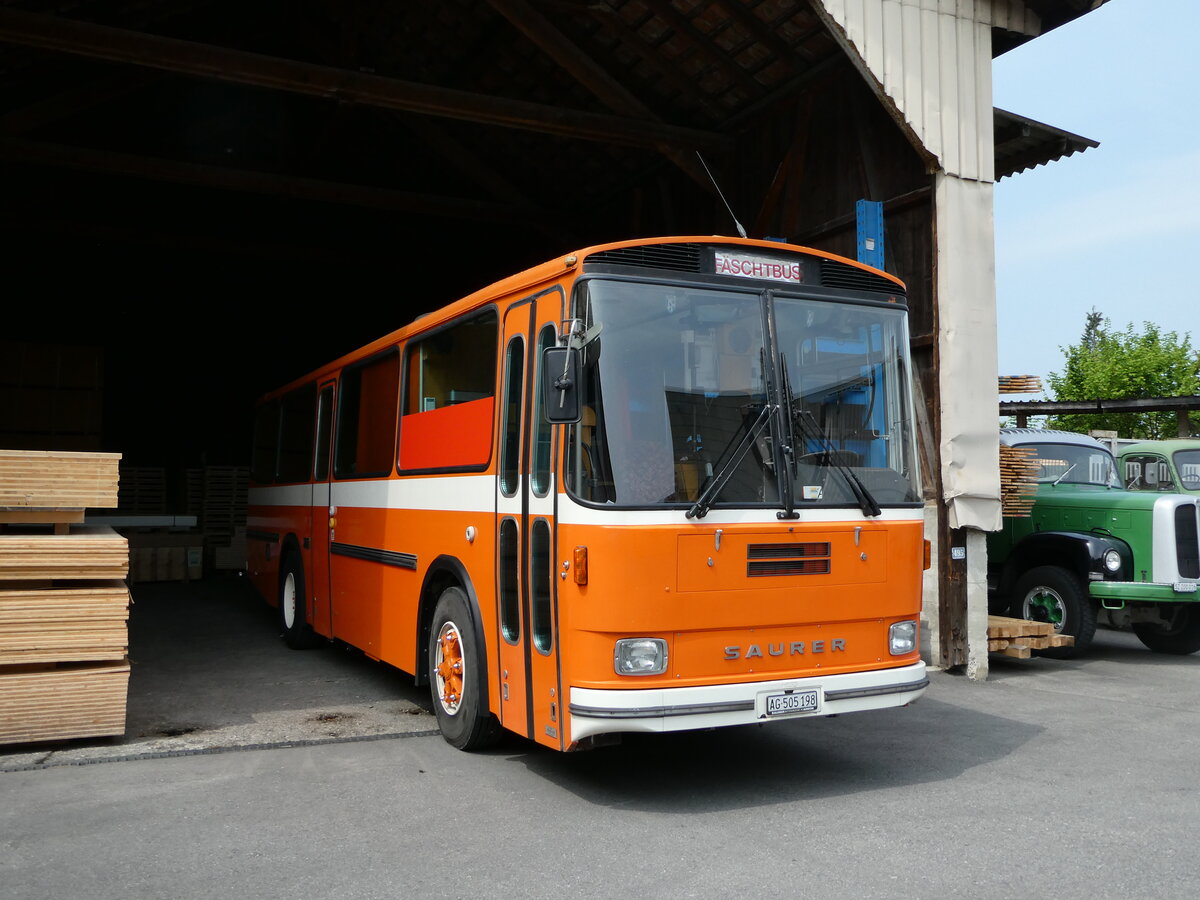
1052;463;1076;486
792;408;881;518
686;403;776;520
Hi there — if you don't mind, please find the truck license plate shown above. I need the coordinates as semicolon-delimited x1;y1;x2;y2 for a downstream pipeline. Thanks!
764;688;820;717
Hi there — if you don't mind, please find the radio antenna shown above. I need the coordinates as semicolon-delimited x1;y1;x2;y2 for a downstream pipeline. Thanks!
696;151;747;239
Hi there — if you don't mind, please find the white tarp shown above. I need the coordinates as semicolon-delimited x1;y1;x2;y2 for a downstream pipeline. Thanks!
936;173;1002;532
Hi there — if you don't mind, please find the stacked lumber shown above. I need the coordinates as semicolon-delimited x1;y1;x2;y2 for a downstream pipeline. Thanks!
0;662;130;744
0;584;130;664
0;526;129;580
998;375;1043;394
1000;444;1040;518
987;615;1074;658
0;449;130;745
0;450;120;528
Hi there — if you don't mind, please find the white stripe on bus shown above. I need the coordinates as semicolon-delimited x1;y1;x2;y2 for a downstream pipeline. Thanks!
248;478;923;525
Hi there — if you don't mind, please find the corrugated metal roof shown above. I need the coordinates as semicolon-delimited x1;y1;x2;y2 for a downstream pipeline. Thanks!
994;108;1100;180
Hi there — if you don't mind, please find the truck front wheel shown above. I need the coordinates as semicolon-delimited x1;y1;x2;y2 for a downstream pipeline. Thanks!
1133;606;1200;655
1013;566;1097;658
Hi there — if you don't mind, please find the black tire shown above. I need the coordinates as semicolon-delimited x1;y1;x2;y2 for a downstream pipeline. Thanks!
1012;565;1097;658
278;551;323;649
428;586;501;750
1133;606;1200;655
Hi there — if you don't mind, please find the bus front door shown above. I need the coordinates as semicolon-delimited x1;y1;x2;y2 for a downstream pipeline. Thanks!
496;289;566;749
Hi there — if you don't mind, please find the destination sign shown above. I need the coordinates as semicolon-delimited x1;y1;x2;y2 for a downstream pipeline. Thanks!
713;250;809;284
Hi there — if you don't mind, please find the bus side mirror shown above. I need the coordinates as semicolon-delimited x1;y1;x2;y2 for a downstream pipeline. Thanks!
542;346;582;424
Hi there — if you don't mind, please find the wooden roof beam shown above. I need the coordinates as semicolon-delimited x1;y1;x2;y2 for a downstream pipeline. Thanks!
0;137;547;224
638;0;766;100
484;0;716;189
0;7;727;153
0;69;158;135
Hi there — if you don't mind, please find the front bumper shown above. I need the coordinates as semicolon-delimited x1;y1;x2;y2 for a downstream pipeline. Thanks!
568;661;928;744
1089;581;1200;604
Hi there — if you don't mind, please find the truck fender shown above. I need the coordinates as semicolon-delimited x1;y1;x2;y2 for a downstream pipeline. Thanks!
1000;530;1132;596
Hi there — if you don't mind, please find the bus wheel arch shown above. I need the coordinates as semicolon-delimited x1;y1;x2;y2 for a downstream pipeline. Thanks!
278;538;322;649
415;557;487;692
424;575;502;750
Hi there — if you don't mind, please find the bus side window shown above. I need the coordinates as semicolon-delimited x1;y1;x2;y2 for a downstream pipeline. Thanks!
399;311;499;471
334;349;400;479
251;399;280;485
313;385;334;481
277;383;317;483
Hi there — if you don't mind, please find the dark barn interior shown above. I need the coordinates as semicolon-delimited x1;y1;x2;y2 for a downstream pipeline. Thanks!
2;0;1098;492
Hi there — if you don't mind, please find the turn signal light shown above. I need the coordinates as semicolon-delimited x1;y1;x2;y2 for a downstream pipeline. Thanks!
573;546;588;585
923;539;931;571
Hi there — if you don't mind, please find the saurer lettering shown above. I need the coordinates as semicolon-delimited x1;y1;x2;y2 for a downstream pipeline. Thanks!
723;639;846;660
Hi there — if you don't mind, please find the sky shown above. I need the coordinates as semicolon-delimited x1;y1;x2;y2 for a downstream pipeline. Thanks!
991;0;1200;396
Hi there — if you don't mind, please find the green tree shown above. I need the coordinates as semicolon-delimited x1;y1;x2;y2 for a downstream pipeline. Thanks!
1046;311;1200;439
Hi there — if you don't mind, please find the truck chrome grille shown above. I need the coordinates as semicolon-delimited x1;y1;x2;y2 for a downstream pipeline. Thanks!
1177;504;1200;579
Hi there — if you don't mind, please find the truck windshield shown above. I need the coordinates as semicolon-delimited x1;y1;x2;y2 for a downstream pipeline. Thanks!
1024;443;1120;487
1174;449;1200;490
565;278;920;509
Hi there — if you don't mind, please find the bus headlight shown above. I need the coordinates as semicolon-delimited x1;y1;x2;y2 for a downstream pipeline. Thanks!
614;638;668;676
1103;549;1122;573
889;621;917;656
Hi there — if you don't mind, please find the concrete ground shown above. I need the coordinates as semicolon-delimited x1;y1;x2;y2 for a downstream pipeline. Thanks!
0;575;438;770
2;578;1199;898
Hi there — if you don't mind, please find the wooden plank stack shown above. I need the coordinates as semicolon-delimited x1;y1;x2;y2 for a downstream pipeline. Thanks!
987;615;1074;659
998;375;1043;394
0;449;131;745
1000;444;1040;518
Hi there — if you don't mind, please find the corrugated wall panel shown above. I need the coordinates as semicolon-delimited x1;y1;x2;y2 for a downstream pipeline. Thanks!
817;0;1039;181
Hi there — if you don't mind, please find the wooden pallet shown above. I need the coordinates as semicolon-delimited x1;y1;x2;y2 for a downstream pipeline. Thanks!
0;449;121;509
988;615;1074;658
0;660;130;744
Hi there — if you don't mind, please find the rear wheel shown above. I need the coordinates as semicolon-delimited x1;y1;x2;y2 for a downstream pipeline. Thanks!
428;586;501;750
279;552;323;649
1013;566;1097;658
1133;606;1200;655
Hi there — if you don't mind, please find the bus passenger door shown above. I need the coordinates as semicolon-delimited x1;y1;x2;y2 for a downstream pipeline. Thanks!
308;381;335;637
496;289;565;749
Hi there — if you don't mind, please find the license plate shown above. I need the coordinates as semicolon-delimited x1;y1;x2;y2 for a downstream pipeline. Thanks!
764;688;820;717
1172;582;1198;593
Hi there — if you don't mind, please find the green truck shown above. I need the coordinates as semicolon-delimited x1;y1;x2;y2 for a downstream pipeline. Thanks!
1118;439;1200;495
988;429;1200;657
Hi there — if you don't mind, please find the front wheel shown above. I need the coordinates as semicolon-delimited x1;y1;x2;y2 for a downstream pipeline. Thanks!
1133;606;1200;655
1013;566;1097;658
428;587;501;750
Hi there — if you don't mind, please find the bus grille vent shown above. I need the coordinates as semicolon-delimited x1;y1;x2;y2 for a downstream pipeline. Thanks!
586;243;703;272
747;542;831;577
1176;504;1200;579
820;259;903;297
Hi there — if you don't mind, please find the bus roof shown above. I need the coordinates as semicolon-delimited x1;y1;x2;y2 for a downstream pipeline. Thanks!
258;234;905;402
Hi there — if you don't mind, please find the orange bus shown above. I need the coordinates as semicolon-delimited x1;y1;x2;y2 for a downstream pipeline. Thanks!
246;236;929;752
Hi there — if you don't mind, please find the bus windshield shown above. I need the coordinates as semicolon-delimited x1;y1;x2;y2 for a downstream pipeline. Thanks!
565;278;921;510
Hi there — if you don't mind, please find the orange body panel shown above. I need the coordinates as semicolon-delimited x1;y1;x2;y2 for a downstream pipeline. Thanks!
554;519;923;691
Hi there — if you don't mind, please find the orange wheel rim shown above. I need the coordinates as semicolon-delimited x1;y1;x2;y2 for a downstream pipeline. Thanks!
434;622;465;715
